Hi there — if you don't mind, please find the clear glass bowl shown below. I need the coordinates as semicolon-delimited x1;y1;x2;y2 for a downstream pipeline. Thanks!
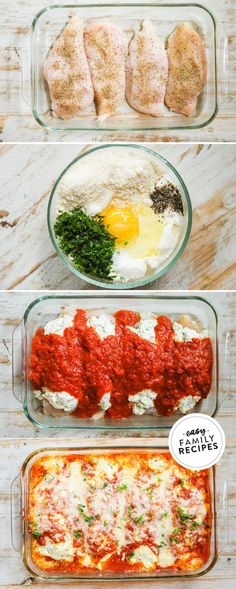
47;144;192;289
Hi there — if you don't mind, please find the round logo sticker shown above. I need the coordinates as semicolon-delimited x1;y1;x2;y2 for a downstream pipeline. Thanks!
168;414;225;470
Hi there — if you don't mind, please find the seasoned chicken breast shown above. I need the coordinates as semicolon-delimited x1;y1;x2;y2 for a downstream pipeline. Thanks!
44;17;94;119
126;20;168;117
84;21;127;118
165;23;207;116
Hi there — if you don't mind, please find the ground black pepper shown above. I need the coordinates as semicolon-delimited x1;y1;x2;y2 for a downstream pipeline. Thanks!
150;182;184;215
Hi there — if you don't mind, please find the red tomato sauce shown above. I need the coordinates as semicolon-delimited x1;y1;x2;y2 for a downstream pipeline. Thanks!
29;310;213;418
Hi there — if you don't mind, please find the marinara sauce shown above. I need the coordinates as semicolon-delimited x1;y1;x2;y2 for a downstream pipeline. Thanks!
29;310;213;418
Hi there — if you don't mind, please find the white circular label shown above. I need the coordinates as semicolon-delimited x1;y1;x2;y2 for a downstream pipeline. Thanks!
168;414;225;470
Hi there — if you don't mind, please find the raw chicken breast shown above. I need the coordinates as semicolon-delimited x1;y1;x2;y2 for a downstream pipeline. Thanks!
44;17;94;119
126;20;168;117
84;21;127;118
165;23;207;116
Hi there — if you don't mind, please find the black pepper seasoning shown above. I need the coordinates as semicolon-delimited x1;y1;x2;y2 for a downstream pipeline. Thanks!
150;182;184;215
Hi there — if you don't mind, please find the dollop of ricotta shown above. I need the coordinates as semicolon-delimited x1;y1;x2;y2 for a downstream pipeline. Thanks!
178;395;201;414
129;389;157;415
128;316;157;343
87;314;115;339
112;250;147;282
37;532;74;561
44;314;74;336
99;392;111;411
35;387;78;412
173;321;208;342
130;545;157;569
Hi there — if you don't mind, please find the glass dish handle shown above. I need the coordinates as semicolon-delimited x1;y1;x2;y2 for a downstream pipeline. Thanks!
19;40;31;107
218;330;232;411
216;473;229;556
12;321;24;404
10;474;22;553
217;29;229;106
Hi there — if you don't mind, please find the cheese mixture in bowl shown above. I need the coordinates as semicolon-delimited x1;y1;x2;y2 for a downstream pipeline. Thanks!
48;145;192;288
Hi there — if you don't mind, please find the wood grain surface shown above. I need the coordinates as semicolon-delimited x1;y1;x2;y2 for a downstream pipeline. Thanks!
0;289;235;587
0;143;235;290
0;0;235;143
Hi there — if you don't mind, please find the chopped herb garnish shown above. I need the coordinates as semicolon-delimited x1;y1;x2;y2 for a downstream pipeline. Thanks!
161;511;168;519
134;515;143;524
54;207;116;280
32;530;41;539
117;483;128;491
159;541;167;547
189;521;200;531
177;507;193;525
179;479;185;487
104;520;108;527
127;552;134;561
103;482;108;488
73;530;83;539
78;504;94;526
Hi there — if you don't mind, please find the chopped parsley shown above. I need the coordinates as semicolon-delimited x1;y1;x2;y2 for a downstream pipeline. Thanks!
189;520;200;531
161;511;168;519
32;530;41;539
31;522;41;539
159;540;167;547
134;515;143;524
103;482;108;488
54;207;116;280
117;483;128;491
73;530;83;539
127;552;134;561
177;507;194;526
78;504;94;526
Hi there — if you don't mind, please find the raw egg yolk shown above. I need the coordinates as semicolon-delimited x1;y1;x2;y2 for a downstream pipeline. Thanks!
102;206;139;243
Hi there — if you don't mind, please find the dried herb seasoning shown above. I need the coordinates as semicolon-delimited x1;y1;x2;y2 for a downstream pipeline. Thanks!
150;182;184;215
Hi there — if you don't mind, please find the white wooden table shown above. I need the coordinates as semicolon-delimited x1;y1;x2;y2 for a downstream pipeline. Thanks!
0;143;236;290
0;290;236;587
0;0;236;142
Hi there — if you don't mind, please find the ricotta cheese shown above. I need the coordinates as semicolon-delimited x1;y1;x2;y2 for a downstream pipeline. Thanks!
35;387;78;412
99;392;111;411
128;316;157;343
178;395;201;414
44;314;74;336
38;532;74;561
129;389;157;415
158;546;175;568
87;314;115;339
111;250;148;282
130;545;157;569
173;321;208;342
157;211;182;262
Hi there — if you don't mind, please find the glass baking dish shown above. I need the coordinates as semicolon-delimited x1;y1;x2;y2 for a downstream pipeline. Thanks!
12;293;218;430
11;438;218;580
29;2;228;132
